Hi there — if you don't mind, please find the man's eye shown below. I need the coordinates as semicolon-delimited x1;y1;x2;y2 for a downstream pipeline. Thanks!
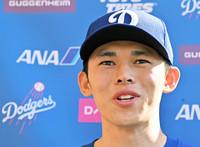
135;59;149;64
100;61;114;66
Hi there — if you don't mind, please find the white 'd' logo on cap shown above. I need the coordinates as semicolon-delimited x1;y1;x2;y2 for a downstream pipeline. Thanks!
108;10;138;26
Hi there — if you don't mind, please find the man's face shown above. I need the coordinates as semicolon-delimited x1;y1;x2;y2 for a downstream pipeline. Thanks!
84;41;168;127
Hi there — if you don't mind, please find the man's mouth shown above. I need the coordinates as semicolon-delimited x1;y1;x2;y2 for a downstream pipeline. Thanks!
113;90;140;106
117;95;135;101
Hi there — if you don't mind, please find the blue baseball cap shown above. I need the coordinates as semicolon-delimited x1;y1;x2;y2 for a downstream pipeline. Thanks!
80;9;173;64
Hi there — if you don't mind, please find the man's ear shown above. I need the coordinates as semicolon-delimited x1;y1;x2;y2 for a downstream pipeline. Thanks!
78;71;92;97
163;67;180;93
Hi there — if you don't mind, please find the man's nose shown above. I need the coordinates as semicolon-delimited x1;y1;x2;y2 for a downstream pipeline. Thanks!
115;65;135;85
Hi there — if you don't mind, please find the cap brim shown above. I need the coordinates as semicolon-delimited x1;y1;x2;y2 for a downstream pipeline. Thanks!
80;24;169;63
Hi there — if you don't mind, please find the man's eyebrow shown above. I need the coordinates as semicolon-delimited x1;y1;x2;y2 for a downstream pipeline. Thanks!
97;51;116;57
131;50;151;56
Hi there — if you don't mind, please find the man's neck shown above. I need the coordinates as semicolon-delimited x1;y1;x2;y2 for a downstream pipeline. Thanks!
95;118;167;147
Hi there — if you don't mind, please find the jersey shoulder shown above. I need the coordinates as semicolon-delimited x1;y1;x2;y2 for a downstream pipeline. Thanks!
165;136;197;147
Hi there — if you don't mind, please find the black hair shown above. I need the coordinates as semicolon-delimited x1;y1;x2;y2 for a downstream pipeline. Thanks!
82;61;88;76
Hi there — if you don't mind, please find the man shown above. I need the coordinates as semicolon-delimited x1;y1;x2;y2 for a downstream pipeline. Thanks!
78;9;195;147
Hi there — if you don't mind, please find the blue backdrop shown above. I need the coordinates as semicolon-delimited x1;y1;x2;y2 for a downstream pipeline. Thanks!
1;0;200;147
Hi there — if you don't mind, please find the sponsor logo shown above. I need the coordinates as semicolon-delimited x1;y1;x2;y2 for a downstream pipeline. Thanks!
1;82;56;134
108;9;138;26
16;47;80;66
78;99;101;122
175;104;200;120
181;0;200;19
179;45;200;65
3;0;75;13
100;0;157;13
